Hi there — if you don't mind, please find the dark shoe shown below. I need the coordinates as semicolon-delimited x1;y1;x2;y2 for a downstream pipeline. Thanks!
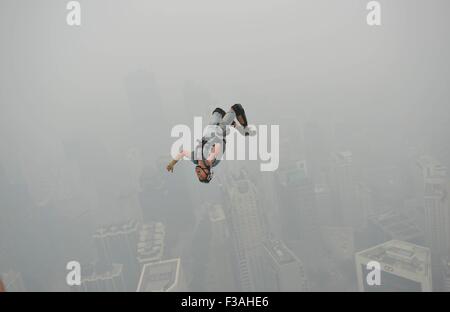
231;104;248;128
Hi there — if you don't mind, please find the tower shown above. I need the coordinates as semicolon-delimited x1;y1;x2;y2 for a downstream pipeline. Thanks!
226;170;268;291
355;240;432;292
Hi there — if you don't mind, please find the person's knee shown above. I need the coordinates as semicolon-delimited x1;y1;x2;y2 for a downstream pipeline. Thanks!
213;107;226;117
231;103;244;115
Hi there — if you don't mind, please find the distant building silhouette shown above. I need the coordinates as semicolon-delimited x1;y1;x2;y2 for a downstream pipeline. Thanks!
416;156;449;258
124;70;167;164
275;160;319;242
330;151;366;230
226;170;268;291
205;203;237;291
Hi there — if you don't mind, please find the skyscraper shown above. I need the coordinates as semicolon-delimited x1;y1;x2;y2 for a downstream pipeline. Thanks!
314;183;335;227
355;240;432;292
442;258;450;292
138;157;195;241
275;160;319;243
330;151;365;230
416;156;449;258
367;210;424;246
322;227;355;262
136;222;165;268
262;239;309;291
303;121;331;183
226;170;268;291
124;70;167;164
204;203;237;291
136;258;187;292
93;219;140;290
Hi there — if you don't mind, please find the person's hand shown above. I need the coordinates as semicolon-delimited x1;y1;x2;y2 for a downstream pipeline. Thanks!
166;163;174;172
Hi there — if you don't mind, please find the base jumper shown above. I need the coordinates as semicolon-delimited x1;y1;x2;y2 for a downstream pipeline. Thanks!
166;104;254;183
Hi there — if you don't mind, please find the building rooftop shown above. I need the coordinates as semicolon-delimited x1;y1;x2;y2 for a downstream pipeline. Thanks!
369;210;423;242
81;263;123;282
263;239;298;265
333;151;353;166
136;258;181;292
208;204;225;222
93;219;139;238
276;160;310;188
416;155;447;181
356;240;431;276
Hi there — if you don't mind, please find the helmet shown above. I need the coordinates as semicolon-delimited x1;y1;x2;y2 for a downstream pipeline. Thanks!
196;165;213;183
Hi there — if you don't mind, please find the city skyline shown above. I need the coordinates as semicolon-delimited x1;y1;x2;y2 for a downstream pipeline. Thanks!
1;0;450;292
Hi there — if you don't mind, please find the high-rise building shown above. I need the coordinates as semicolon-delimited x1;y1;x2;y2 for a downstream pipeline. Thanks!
275;160;319;242
136;222;165;268
0;271;26;292
136;258;187;292
416;156;449;258
262;239;309;291
138;157;195;239
330;151;365;230
124;70;167;164
226;170;268;291
205;204;237;291
442;258;450;292
314;183;335;227
93;219;140;290
367;210;424;246
355;240;432;292
303;121;331;183
322;227;355;262
77;263;125;292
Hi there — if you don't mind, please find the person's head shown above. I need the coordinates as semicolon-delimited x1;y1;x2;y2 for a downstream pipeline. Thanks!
195;165;212;183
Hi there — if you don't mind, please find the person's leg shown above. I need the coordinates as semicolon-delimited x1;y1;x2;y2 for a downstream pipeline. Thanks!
209;108;226;125
231;103;248;128
219;109;236;127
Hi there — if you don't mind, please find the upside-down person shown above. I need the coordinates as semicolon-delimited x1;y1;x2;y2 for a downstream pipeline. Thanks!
166;104;254;183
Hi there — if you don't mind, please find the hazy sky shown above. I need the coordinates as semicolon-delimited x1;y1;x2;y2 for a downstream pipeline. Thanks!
1;0;449;291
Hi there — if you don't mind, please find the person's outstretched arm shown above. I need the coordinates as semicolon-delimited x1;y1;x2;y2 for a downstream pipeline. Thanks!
166;149;191;172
